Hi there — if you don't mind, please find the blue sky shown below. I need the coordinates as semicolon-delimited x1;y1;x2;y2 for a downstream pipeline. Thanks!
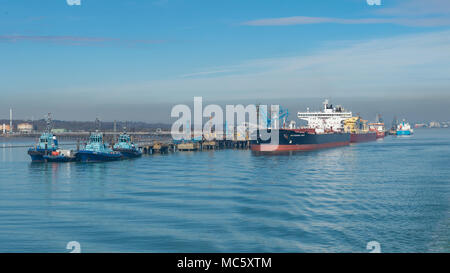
1;0;450;122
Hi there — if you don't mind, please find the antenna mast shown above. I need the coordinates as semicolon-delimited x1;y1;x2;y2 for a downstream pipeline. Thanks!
95;117;101;132
46;113;52;133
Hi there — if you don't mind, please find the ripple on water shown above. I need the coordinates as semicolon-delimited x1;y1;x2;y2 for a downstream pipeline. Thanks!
0;131;449;252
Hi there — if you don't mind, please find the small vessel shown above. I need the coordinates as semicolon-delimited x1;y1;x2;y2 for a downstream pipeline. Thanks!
368;114;386;139
389;116;399;135
368;123;386;139
344;116;377;143
396;120;414;136
27;113;59;162
77;132;122;162
251;100;351;152
43;149;77;162
113;129;142;158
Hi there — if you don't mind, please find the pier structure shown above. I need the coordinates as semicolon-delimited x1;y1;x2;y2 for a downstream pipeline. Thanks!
134;129;251;154
1;129;251;154
136;138;250;154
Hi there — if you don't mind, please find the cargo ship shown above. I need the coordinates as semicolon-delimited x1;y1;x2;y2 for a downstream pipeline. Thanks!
396;120;413;136
251;100;351;152
76;132;122;162
27;113;59;162
344;117;377;143
113;129;142;158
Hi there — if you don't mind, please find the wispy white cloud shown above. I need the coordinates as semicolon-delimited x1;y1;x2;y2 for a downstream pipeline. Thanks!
241;16;450;27
241;0;450;27
53;30;450;103
376;0;450;16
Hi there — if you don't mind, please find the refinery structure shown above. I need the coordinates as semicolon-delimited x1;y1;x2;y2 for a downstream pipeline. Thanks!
2;108;14;134
1;108;34;135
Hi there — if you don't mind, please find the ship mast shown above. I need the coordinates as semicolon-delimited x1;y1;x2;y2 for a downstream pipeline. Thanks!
95;117;101;132
46;113;52;133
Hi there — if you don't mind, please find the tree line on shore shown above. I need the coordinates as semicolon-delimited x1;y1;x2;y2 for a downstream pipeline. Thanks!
0;119;171;132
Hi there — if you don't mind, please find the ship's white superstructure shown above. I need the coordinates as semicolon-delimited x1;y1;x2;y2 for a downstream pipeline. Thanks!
396;119;414;135
397;120;411;131
297;100;352;132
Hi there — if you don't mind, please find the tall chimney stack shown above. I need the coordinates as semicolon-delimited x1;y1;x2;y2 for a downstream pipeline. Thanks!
9;108;12;133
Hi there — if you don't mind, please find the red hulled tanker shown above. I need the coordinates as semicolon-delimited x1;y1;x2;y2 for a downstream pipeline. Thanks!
343;116;378;143
250;128;350;152
251;100;353;152
350;132;377;142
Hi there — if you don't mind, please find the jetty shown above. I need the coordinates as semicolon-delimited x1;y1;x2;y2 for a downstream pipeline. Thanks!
136;139;250;154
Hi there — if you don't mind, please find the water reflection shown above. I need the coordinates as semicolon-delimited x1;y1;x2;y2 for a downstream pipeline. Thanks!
0;131;449;252
27;161;118;184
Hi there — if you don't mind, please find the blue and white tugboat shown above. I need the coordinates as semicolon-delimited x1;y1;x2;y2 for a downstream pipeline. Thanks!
28;113;59;162
77;132;122;162
76;119;122;162
113;128;142;158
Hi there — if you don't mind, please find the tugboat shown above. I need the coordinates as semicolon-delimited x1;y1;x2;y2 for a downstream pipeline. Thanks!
76;132;122;162
113;128;142;158
27;113;59;162
396;120;414;136
389;116;399;135
76;119;122;162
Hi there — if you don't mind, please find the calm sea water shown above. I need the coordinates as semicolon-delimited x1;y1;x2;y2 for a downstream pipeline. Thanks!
0;129;449;253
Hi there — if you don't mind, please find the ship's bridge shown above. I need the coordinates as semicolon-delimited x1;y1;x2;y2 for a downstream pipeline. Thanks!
297;100;352;131
297;112;353;118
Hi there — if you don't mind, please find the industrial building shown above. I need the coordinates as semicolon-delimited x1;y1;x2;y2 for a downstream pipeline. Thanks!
51;128;68;134
17;123;34;133
2;124;11;134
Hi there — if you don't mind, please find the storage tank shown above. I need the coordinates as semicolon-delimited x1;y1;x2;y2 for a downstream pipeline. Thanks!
2;124;11;134
17;123;34;133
